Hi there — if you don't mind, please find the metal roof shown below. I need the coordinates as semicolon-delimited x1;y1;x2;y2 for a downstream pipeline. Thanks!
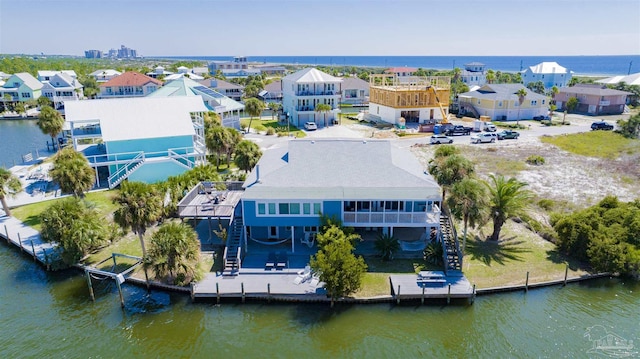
64;97;207;142
243;139;440;201
282;68;342;83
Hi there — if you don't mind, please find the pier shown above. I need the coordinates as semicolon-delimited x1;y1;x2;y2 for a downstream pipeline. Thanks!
0;211;62;270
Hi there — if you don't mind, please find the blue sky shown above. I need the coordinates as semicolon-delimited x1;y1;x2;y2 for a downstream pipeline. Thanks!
1;0;639;56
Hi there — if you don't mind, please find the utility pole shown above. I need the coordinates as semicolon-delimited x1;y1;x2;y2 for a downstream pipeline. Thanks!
629;61;633;75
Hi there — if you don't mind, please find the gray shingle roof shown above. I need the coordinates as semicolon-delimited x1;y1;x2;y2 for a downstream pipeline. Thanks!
459;84;547;101
243;139;440;200
558;85;632;96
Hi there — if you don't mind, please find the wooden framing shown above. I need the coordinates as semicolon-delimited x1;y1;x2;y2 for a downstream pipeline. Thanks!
369;74;451;109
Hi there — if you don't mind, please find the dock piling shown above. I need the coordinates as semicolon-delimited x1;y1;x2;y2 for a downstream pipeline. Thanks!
421;287;425;305
447;284;451;304
85;270;95;301
564;265;568;286
396;285;401;305
241;282;245;303
17;233;23;252
190;283;195;302
115;277;125;308
30;239;36;261
471;284;476;304
4;225;9;244
525;271;529;292
267;283;271;303
216;283;220;304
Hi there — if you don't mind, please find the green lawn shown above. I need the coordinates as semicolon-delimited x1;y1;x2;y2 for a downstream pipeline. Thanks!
240;117;306;137
461;221;589;288
540;131;640;159
12;190;118;231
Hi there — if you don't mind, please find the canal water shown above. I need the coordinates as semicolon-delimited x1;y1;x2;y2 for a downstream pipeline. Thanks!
1;248;638;358
1;120;638;357
0;120;50;168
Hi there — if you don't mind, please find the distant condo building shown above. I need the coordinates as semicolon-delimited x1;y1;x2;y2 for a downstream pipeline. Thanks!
116;45;137;58
84;50;103;59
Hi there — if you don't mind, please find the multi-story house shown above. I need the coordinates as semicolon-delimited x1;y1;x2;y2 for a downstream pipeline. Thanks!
258;80;283;103
40;72;83;110
340;76;369;105
556;84;632;115
385;67;417;77
521;61;573;89
458;84;548;121
460;62;487;86
197;79;244;101
149;77;245;129
37;70;77;82
99;72;162;98
209;56;249;72
0;72;43;103
368;74;450;126
146;66;174;79
281;68;342;128
64;96;208;188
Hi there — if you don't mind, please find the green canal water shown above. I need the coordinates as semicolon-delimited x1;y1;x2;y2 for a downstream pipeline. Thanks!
1;248;638;358
0;120;51;168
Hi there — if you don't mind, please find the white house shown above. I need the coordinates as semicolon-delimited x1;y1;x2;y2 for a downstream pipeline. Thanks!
41;72;84;110
340;76;369;105
37;70;77;82
89;69;122;82
146;66;174;79
460;62;487;86
281;68;342;128
521;62;573;89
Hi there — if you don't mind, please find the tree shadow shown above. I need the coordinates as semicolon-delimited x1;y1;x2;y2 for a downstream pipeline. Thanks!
22;214;41;228
465;235;531;266
545;248;591;272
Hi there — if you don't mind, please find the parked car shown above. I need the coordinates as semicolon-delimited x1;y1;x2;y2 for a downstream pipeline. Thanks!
304;122;318;131
497;130;520;140
445;125;472;136
483;123;497;132
430;134;453;144
471;133;497;144
533;115;550;121
590;121;614;131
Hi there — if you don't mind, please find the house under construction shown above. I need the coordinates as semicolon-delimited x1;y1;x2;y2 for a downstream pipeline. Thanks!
367;74;451;127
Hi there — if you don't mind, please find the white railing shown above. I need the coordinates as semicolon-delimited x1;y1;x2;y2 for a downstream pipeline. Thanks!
108;152;145;188
168;148;197;169
343;211;440;225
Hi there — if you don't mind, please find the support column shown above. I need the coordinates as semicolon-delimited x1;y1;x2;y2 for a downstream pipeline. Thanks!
291;226;295;253
244;225;248;254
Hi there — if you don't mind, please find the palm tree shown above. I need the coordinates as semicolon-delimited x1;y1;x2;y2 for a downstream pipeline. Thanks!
225;127;242;166
374;233;400;261
484;174;532;241
268;102;281;121
49;147;95;197
205;126;231;170
486;69;496;84
446;177;487;252
428;154;475;202
37;105;64;151
244;98;265;134
516;88;527;125
113;181;163;258
0;168;22;216
564;96;579;124
234;140;262;173
145;222;200;285
315;103;332;127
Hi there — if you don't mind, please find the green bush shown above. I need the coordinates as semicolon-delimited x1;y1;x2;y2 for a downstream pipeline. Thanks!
526;155;545;165
538;199;555;211
266;127;276;135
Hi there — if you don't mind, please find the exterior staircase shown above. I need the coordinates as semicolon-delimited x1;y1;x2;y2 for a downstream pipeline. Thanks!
168;149;197;170
222;215;243;276
108;152;145;189
439;208;462;274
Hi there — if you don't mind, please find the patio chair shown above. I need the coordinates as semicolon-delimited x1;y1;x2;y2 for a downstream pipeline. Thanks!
309;273;320;287
301;232;315;248
265;252;277;270
294;265;312;285
276;251;288;270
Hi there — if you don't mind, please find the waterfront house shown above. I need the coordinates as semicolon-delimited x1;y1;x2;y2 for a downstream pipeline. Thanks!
281;68;342;128
458;84;548;121
340;76;369;105
460;62;487;86
221;69;262;78
521;61;573;89
250;64;286;76
596;72;640;86
37;70;77;82
41;72;83;110
368;74;450;126
64;96;208;188
164;72;205;81
98;72;162;98
0;72;43;103
240;139;442;256
89;69;122;82
258;80;283;103
148;77;244;129
197;78;244;101
555;84;632;115
209;56;249;72
385;67;417;77
146;66;174;79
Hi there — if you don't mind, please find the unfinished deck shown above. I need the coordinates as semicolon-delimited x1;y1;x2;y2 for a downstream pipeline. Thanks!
390;272;474;300
178;191;243;218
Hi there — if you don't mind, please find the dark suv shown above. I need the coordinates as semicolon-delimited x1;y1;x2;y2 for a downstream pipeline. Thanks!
591;121;614;131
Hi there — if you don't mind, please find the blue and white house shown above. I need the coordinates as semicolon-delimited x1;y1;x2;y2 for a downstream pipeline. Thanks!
521;61;573;89
241;139;442;254
64;96;208;188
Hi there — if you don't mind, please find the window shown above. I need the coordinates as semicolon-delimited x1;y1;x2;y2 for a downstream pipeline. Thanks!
542;100;545;105
303;203;311;214
498;101;503;107
343;201;355;212
21;93;31;98
357;201;370;212
258;203;266;215
313;203;321;214
279;203;289;215
290;203;300;215
531;100;537;105
268;203;276;214
304;226;318;232
414;201;427;212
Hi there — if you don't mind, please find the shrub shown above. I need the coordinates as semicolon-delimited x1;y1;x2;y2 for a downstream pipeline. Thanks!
538;199;555;211
266;127;276;135
423;241;444;266
526;155;545;165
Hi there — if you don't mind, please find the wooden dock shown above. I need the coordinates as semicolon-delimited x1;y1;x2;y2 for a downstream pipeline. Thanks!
389;272;474;301
0;212;62;269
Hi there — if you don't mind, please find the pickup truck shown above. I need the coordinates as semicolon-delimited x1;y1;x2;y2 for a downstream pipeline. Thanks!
497;130;520;140
445;125;472;136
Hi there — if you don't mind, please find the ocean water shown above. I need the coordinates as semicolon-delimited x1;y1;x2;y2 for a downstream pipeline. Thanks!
156;55;640;76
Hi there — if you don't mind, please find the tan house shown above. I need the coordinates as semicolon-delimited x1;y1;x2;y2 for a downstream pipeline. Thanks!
458;84;548;121
556;84;632;115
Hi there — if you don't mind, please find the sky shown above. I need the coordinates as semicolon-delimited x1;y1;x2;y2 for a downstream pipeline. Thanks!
1;0;639;56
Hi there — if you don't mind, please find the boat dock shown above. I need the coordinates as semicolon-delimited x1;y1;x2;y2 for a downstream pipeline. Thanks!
0;211;62;269
389;271;475;301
